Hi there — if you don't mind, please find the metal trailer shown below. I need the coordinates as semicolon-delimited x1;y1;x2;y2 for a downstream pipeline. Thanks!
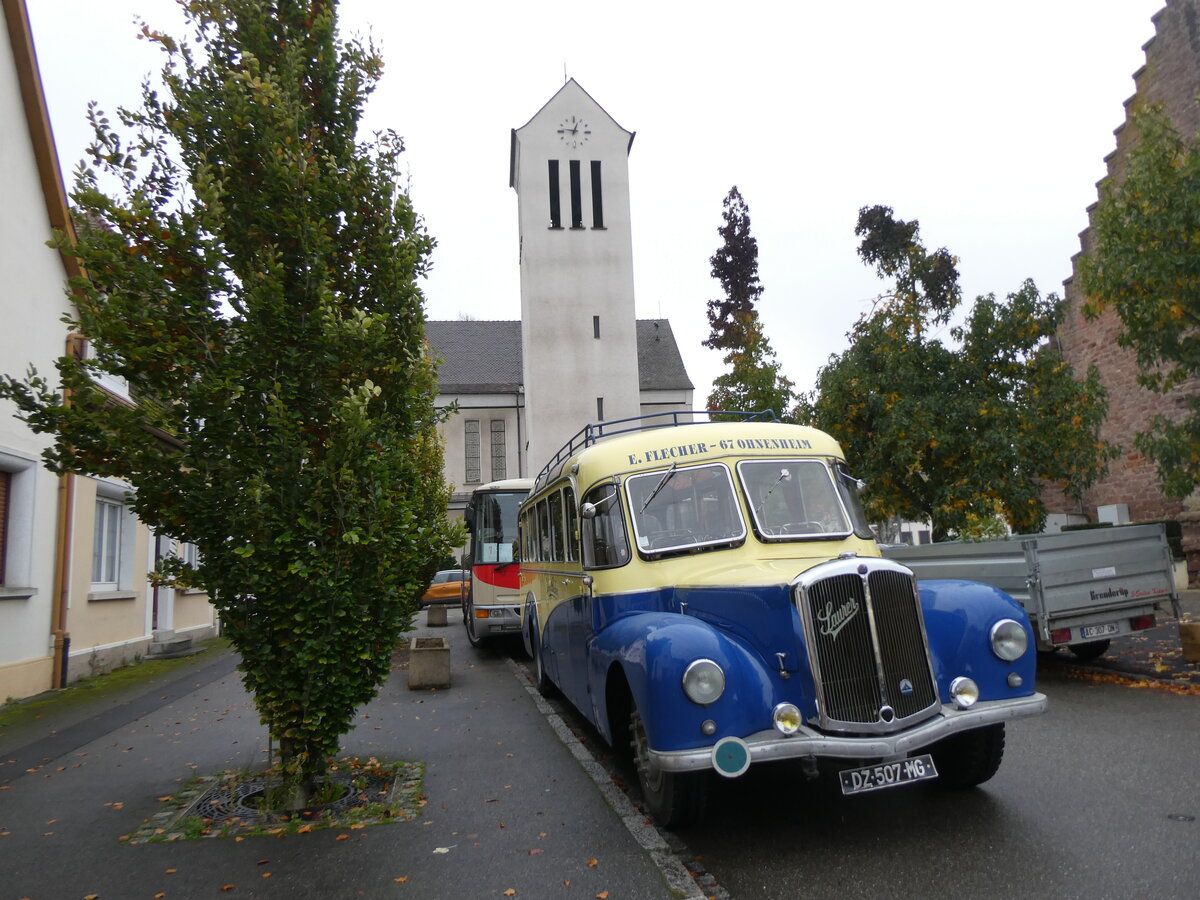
882;524;1181;660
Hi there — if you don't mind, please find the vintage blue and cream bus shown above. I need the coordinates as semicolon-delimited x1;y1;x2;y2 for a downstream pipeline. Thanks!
518;413;1045;826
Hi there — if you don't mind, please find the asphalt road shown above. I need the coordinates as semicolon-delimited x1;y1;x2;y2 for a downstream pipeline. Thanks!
526;647;1200;900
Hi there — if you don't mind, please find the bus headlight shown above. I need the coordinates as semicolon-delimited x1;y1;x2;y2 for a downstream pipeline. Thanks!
950;676;979;709
682;659;725;705
772;703;802;735
990;619;1029;661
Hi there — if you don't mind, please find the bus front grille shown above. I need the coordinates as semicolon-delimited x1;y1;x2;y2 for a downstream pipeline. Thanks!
798;562;938;733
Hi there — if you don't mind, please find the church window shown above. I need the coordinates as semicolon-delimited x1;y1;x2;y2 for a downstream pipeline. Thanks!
490;420;507;481
547;161;562;229
465;420;481;483
590;161;604;228
593;315;601;339
596;397;605;421
569;160;584;229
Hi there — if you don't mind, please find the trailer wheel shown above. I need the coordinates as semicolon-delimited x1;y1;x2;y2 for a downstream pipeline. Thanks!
629;704;708;827
1068;640;1111;661
929;724;1005;789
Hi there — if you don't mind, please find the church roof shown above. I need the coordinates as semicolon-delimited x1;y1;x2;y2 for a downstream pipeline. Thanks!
425;318;693;395
425;320;523;394
636;319;693;391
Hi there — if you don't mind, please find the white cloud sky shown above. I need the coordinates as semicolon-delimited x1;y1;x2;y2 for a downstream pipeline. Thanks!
28;0;1164;404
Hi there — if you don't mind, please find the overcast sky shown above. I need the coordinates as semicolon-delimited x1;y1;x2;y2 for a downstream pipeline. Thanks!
28;0;1165;404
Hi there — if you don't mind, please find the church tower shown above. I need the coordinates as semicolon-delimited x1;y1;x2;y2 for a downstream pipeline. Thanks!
510;79;642;470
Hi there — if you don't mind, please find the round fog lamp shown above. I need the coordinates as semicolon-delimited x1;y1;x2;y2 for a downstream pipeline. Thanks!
950;676;979;709
682;659;725;705
990;618;1029;661
772;703;802;736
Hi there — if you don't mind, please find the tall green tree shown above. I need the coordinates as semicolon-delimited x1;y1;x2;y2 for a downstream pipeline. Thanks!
0;0;458;798
1079;105;1200;498
703;186;795;418
808;206;1114;540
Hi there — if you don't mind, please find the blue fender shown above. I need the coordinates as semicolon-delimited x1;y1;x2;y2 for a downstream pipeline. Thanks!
587;611;795;754
918;579;1038;700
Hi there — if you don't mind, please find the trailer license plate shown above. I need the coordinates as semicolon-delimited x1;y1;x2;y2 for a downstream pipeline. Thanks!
839;755;938;795
1081;623;1120;639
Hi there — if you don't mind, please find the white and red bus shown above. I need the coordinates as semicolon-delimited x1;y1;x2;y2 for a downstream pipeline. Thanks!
461;478;533;646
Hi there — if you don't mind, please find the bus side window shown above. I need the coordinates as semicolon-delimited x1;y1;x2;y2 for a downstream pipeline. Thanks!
564;487;579;562
521;510;536;562
581;484;629;569
550;490;565;563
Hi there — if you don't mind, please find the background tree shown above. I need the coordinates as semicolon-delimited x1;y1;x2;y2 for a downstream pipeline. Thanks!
0;0;458;800
703;186;795;418
1079;105;1200;498
807;206;1115;540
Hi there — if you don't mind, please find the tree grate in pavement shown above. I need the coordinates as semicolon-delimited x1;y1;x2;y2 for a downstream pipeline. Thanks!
121;760;424;843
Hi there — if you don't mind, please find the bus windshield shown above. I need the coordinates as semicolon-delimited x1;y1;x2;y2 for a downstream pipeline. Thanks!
471;490;524;564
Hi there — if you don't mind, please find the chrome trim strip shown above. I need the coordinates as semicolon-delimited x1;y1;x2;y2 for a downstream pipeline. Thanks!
521;566;586;579
648;693;1048;773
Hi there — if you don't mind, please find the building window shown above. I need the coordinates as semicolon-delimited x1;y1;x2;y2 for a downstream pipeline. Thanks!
92;497;124;590
597;397;604;421
490;420;506;481
569;160;583;229
180;540;200;569
0;471;9;584
547;160;562;229
593;315;601;339
590;161;604;228
0;452;37;596
465;420;481;484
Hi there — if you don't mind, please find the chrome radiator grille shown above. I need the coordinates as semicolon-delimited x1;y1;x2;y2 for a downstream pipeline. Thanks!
798;561;938;732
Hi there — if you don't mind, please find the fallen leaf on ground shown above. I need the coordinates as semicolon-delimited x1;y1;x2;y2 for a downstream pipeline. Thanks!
503;891;516;897
596;893;609;899
393;876;409;883
587;858;599;868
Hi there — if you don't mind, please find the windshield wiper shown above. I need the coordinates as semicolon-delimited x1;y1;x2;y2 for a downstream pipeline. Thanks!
757;467;791;518
641;463;677;512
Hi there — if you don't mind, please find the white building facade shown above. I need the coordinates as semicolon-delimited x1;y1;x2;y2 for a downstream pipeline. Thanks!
2;0;216;702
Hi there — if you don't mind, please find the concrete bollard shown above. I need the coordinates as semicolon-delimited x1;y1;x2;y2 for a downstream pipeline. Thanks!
407;636;451;689
1181;622;1200;664
426;604;448;627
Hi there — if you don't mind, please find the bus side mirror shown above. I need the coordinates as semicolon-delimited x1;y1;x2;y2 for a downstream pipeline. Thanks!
463;506;475;534
580;503;597;520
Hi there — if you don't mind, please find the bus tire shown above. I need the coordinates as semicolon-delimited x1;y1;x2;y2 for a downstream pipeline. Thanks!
530;623;556;697
464;597;484;648
629;704;708;828
929;723;1005;789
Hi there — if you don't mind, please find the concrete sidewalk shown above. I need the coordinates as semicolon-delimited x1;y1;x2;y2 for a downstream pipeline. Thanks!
0;615;691;900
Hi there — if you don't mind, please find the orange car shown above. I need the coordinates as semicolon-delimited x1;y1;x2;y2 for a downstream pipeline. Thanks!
420;569;468;607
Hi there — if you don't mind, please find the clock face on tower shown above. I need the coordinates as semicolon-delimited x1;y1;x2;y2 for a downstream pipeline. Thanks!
557;114;591;148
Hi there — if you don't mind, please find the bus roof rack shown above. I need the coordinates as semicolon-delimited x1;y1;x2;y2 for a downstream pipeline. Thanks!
533;409;778;490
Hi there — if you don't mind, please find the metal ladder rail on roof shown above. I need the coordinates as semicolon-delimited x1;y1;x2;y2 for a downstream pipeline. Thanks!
532;409;778;490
